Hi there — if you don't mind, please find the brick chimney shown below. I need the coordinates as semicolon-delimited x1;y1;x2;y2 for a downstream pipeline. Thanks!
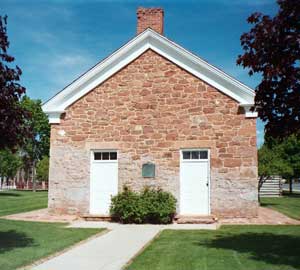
137;7;164;35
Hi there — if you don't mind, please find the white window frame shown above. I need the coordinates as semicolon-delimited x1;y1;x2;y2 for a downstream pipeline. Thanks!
91;149;118;163
180;148;210;163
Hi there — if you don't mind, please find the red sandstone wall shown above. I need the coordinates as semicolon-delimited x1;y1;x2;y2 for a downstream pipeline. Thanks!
49;49;258;217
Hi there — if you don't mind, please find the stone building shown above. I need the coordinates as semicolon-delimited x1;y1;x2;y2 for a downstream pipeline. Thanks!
43;7;258;218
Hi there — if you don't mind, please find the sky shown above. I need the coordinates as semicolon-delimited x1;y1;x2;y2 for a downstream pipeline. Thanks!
1;0;278;147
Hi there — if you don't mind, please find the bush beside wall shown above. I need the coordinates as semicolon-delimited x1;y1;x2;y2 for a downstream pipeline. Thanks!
110;187;176;224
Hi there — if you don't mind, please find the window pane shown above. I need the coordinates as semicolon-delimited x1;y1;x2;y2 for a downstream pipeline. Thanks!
94;152;102;160
102;152;109;160
110;152;117;160
191;151;200;159
183;151;191;159
200;151;208;159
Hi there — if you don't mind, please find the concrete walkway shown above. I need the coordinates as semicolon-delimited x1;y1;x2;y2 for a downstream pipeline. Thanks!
220;207;300;225
31;221;216;270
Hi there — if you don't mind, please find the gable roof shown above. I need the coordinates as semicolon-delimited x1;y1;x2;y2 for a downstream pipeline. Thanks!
42;28;257;123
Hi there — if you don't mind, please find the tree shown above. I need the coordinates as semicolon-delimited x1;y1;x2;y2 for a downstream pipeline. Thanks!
278;135;300;193
36;156;49;182
237;0;300;139
258;145;292;179
21;96;50;159
0;149;22;188
258;144;292;198
0;15;31;150
258;135;300;193
20;96;50;191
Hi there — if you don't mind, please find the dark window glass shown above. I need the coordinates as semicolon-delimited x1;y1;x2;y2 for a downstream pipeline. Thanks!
110;152;117;160
183;151;191;159
102;152;109;160
94;152;102;160
191;151;200;159
200;151;208;159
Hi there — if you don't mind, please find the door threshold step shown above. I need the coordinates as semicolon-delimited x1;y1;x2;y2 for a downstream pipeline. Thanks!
81;214;112;221
175;215;217;224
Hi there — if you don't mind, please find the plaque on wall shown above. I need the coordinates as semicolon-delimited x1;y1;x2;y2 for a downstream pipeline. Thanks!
142;163;155;178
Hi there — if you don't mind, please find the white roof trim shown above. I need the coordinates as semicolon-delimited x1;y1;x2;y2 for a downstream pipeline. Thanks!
43;28;256;123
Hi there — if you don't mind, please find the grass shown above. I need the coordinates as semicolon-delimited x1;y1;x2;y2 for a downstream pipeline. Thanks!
0;219;103;270
0;190;48;216
0;190;104;270
127;225;300;270
261;193;300;220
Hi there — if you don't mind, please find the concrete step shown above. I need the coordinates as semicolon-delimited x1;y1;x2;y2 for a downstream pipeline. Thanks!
260;195;281;197
81;214;112;221
175;215;217;224
261;190;280;192
261;188;280;190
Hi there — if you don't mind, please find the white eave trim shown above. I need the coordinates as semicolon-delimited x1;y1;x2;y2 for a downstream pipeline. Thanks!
240;104;258;118
45;111;65;124
42;28;256;123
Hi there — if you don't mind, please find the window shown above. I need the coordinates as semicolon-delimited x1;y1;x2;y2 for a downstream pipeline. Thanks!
94;152;102;160
200;150;208;159
94;151;117;161
182;150;208;160
183;151;191;159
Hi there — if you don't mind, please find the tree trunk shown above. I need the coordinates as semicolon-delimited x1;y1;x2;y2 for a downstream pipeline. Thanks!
32;162;36;192
258;175;264;204
289;178;293;194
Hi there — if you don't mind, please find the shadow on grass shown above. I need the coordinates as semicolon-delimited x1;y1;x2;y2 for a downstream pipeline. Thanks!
201;232;300;268
282;192;300;198
0;230;34;253
0;192;21;197
260;202;280;207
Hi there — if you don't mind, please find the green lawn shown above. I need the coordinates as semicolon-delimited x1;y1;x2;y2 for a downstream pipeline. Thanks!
261;193;300;220
0;219;103;270
127;225;300;270
0;190;48;216
0;191;104;270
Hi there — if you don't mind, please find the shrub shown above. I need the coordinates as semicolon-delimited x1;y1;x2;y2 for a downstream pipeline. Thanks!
110;186;176;224
110;187;144;224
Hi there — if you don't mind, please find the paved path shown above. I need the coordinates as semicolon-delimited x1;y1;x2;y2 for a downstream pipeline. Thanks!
32;221;216;270
220;206;300;225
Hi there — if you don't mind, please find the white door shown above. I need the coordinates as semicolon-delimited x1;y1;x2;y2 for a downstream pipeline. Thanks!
90;151;118;215
180;149;210;215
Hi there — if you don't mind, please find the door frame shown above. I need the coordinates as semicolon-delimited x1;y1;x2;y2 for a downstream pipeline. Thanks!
179;148;211;215
89;149;119;215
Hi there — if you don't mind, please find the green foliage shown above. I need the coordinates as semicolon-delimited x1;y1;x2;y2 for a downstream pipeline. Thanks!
258;134;300;180
110;187;143;224
258;144;293;179
258;134;300;193
278;135;300;180
0;149;22;179
141;188;177;224
36;156;49;182
110;187;176;224
20;96;50;162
